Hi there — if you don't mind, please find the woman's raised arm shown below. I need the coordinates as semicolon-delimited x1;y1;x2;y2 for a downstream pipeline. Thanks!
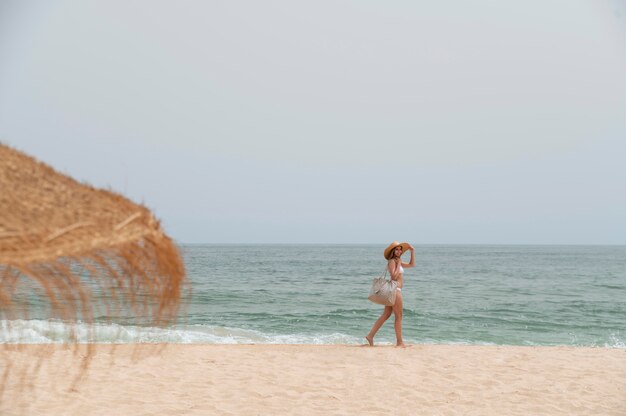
402;244;415;268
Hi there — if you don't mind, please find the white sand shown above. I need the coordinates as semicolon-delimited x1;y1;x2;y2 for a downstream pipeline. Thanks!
1;344;625;415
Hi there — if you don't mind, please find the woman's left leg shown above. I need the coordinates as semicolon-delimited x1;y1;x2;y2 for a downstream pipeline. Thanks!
393;291;405;347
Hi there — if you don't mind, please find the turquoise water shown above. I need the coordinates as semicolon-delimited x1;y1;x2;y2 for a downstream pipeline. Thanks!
180;244;626;346
2;245;625;346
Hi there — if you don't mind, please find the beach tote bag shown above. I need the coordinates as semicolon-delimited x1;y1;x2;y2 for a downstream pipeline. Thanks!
368;269;398;306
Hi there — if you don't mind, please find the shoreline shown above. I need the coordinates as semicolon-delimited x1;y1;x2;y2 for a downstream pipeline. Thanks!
2;344;625;415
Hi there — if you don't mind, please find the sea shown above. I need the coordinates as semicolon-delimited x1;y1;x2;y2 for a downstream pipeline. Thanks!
2;244;625;347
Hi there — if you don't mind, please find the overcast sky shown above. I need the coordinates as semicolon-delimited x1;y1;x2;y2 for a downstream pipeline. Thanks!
1;1;625;244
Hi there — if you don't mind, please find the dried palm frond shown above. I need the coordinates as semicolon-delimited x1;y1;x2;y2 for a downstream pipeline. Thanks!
0;143;188;391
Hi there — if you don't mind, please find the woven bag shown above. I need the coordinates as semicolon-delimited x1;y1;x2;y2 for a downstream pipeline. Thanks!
368;269;398;306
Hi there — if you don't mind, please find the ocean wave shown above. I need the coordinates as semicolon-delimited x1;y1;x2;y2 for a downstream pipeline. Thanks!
606;333;626;349
0;320;362;345
1;320;624;348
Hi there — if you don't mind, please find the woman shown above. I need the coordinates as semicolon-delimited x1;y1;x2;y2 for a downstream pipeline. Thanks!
365;241;415;347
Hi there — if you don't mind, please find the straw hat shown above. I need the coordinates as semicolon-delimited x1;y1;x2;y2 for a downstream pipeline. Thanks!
0;143;187;327
384;241;410;260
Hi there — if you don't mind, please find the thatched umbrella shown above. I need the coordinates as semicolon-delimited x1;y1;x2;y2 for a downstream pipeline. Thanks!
0;143;187;339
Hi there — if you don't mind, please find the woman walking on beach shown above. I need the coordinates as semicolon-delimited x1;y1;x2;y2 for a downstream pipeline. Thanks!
366;241;415;347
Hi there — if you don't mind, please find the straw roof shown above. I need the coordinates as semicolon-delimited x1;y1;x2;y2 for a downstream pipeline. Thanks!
0;143;187;329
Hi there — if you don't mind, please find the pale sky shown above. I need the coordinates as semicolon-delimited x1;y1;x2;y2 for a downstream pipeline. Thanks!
1;1;625;244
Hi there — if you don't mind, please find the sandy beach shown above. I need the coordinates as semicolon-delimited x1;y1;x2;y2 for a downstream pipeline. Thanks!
1;344;624;415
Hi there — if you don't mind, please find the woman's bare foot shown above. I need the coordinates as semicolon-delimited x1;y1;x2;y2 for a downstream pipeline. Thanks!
396;343;410;348
365;335;374;346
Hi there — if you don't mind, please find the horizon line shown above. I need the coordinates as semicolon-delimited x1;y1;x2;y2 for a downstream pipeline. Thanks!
175;242;626;246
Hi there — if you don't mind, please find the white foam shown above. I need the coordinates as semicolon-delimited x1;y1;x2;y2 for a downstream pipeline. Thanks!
2;320;624;347
0;320;362;345
605;333;625;349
